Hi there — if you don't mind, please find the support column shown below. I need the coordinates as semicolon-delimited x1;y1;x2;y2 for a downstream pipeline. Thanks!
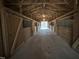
1;2;9;57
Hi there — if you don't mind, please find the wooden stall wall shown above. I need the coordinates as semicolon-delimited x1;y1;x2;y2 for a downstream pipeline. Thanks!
3;10;23;56
73;9;79;43
4;11;21;51
23;20;33;42
0;0;5;57
3;8;33;56
15;20;33;48
56;17;73;45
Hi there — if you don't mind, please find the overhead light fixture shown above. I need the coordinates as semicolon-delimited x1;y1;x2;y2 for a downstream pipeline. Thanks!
42;14;46;18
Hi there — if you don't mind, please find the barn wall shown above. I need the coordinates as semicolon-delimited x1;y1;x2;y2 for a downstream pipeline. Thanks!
2;8;33;56
73;4;79;43
55;17;73;45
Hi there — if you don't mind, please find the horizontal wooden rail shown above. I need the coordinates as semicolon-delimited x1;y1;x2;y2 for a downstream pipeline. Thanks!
5;2;67;5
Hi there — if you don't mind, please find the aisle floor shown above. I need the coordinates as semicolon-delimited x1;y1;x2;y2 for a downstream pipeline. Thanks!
10;29;79;59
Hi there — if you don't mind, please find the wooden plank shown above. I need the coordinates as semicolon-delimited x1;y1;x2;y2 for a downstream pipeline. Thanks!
1;5;9;57
72;38;79;48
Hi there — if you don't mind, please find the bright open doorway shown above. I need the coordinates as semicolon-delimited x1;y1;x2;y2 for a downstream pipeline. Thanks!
40;21;49;30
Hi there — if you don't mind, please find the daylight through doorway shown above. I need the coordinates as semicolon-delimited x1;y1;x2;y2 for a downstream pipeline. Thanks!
40;21;49;30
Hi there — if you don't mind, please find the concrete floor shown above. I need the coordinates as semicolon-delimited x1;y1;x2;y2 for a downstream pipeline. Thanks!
10;29;79;59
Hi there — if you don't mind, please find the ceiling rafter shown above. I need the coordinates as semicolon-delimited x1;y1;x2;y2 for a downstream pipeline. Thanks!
46;4;71;10
4;0;74;21
4;2;67;5
45;6;71;12
28;8;57;15
23;9;61;20
23;4;41;11
23;5;69;12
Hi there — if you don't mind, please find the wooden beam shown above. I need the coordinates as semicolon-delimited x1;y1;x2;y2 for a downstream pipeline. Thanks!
74;0;78;9
24;9;56;17
51;9;77;22
23;5;41;11
4;7;37;22
30;8;57;14
23;6;68;12
46;7;70;12
72;38;79;48
5;2;67;5
0;1;9;57
23;6;41;11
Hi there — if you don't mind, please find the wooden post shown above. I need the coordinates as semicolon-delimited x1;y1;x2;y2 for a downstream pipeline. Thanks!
1;3;9;57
